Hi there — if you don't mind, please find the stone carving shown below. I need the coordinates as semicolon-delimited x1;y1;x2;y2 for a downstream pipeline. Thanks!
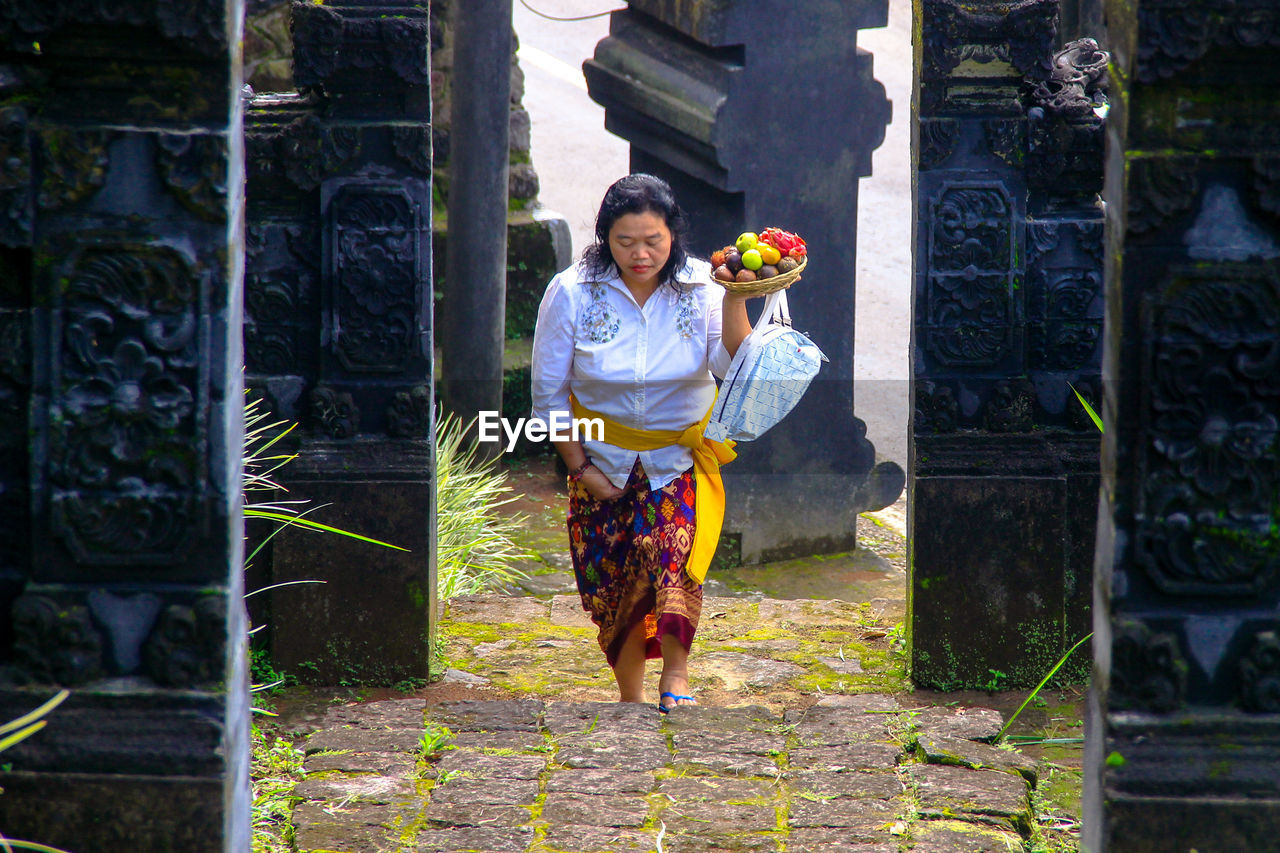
142;597;226;688
7;594;104;686
0;106;32;247
984;119;1024;168
387;384;431;438
36;128;112;211
291;3;431;90
1135;3;1280;85
392;125;432;178
1032;38;1108;119
310;385;360;438
0;1;229;56
154;133;229;223
914;381;959;434
984;379;1035;432
919;119;959;170
1251;157;1280;220
922;0;1058;79
925;184;1014;367
1128;158;1198;234
87;589;162;674
52;245;202;562
1135;266;1280;596
328;185;420;372
1239;630;1280;713
1110;620;1188;713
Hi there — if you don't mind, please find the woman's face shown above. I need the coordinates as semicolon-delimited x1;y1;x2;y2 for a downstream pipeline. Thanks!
608;211;672;291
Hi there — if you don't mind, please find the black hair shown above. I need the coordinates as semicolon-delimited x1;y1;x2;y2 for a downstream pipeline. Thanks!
580;173;691;289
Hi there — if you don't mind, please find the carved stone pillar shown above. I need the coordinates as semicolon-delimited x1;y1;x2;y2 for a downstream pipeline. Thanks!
910;0;1108;689
243;0;436;685
585;0;903;566
1084;4;1280;849
0;2;249;849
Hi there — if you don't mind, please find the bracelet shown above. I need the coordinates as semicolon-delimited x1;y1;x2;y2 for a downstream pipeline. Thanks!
568;458;594;481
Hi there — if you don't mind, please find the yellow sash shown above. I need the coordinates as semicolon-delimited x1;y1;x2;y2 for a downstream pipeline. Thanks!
570;396;736;584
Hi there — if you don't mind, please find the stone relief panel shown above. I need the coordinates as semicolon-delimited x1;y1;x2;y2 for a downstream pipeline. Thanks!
1136;263;1280;597
49;243;206;565
924;182;1017;369
325;183;424;373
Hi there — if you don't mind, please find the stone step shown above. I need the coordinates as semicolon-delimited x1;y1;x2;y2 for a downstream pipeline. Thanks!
289;693;1038;853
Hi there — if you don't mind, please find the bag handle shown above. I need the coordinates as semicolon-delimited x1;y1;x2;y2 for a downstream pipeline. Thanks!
756;287;792;330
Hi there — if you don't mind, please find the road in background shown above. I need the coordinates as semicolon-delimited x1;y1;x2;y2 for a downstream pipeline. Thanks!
513;0;911;467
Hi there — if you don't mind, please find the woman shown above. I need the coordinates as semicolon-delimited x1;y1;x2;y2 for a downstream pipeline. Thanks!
531;174;757;712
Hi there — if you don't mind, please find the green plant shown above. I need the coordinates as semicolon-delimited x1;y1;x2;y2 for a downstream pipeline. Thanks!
996;632;1093;742
1;691;74;853
419;723;455;758
250;724;305;853
435;409;532;598
1071;383;1103;433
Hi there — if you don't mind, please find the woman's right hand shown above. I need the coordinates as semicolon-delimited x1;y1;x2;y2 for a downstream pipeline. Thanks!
580;465;626;502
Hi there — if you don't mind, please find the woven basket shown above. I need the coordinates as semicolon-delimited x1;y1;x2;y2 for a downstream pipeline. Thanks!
712;257;806;295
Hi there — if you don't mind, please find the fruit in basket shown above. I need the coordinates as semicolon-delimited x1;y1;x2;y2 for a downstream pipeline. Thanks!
713;264;735;282
725;249;744;273
735;232;759;253
735;269;757;283
759;227;805;255
757;243;782;266
777;256;799;274
710;248;727;268
758;264;778;279
741;249;763;271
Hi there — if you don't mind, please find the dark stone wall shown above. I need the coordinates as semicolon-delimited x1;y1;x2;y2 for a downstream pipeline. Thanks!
1084;3;1280;849
0;0;250;848
910;0;1108;689
243;0;437;686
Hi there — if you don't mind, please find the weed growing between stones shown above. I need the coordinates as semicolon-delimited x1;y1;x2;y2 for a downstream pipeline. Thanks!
250;724;305;853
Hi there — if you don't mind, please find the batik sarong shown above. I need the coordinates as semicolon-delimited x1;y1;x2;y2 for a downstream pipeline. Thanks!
566;460;703;666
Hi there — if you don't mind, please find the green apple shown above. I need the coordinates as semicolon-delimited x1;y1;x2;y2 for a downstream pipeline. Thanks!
741;248;763;271
735;232;759;253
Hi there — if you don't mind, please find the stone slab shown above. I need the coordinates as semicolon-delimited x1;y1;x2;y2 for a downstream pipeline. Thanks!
539;791;651;827
787;797;899;837
549;594;595;628
915;733;1038;785
306;727;421;754
789;742;903;772
661;801;779;833
433;750;547;780
659;704;783;734
907;764;1032;835
784;830;898;853
908;706;1004;742
757;599;868;628
814;694;902;713
546;769;656;794
292;773;416;804
657;776;778;803
557;731;670;770
787;770;902;800
318;698;425;730
305;751;416;775
695;652;804;689
785;706;894;745
424;800;532;828
908;819;1027;853
535;825;657;853
292;802;414;853
449;731;549;752
430;699;544;732
661;832;784;853
544;699;659;735
427;777;540;806
413;825;535;853
446;595;549;624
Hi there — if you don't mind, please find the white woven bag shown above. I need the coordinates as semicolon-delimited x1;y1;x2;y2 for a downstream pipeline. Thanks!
704;288;827;443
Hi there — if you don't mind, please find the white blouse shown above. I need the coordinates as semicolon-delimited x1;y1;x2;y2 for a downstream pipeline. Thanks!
531;258;733;490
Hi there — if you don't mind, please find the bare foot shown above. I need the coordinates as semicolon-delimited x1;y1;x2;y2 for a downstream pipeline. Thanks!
657;672;697;712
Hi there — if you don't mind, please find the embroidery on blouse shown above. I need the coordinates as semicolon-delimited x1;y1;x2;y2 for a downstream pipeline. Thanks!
676;288;696;340
581;281;621;343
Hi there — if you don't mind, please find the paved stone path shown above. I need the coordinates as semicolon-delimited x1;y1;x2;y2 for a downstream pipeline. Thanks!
289;690;1045;852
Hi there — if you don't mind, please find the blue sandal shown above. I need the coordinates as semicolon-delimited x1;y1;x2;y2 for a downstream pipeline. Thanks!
657;691;696;714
